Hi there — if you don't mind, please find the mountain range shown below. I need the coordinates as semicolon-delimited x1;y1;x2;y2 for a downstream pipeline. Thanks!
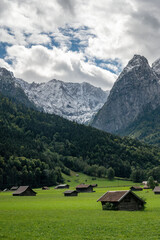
1;54;160;146
92;54;160;145
0;68;108;125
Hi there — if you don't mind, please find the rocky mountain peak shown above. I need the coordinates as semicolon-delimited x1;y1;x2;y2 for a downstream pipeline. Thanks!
118;55;150;81
152;58;160;77
0;67;14;80
92;54;160;133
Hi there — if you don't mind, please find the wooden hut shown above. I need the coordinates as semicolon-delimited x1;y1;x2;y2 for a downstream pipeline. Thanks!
3;188;9;192
130;186;143;191
13;186;37;196
54;184;69;189
97;190;145;211
142;181;148;185
143;185;150;189
10;186;18;191
91;184;98;188
63;190;78;197
76;184;93;193
153;186;160;194
42;186;50;190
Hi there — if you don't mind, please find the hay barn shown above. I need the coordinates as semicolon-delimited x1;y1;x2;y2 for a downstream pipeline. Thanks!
153;186;160;194
91;184;98;188
13;186;37;196
76;184;93;193
54;184;69;189
97;190;145;211
130;186;143;191
42;186;50;190
63;190;78;196
10;186;18;191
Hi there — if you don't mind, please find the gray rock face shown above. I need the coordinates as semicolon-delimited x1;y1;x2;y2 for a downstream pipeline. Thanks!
0;67;36;109
152;58;160;77
16;78;109;124
92;55;160;133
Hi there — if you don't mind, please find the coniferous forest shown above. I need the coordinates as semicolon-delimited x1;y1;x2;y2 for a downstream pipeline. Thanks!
1;93;160;188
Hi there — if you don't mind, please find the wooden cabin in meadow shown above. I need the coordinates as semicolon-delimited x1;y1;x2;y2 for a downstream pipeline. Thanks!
130;186;143;191
153;186;160;194
91;184;98;188
42;186;50;190
54;184;69;189
10;186;19;191
13;186;37;196
142;181;148;185
142;180;158;189
97;190;145;211
63;190;78;197
3;188;9;192
76;184;93;193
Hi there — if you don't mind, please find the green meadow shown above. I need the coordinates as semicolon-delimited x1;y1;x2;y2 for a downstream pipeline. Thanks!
0;174;160;240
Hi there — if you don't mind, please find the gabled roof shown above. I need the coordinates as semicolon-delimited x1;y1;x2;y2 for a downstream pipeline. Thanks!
130;186;143;190
153;186;160;192
97;190;145;203
64;190;77;194
97;190;129;202
54;184;69;189
76;184;92;189
91;184;98;187
13;186;36;195
10;186;18;191
55;184;69;187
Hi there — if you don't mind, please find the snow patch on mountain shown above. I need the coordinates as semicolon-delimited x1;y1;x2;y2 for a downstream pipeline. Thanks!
16;78;109;124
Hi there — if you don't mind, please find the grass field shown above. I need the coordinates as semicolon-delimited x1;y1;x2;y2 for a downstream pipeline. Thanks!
0;175;160;240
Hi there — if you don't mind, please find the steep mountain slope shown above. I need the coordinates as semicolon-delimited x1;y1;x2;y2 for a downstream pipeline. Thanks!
0;67;36;109
1;93;160;188
92;55;160;133
118;104;160;146
16;78;109;124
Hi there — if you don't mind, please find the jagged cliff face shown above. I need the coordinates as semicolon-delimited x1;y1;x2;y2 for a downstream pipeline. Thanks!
16;78;109;124
0;67;36;109
92;55;160;133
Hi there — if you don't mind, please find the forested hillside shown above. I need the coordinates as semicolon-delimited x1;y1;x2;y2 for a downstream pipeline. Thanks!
119;105;160;146
0;94;160;188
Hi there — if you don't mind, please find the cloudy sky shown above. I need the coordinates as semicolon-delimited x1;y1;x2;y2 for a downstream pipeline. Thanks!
0;0;160;90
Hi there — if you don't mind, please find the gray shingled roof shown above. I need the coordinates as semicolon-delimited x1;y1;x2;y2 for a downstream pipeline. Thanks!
76;184;92;189
13;186;36;195
97;190;145;203
63;190;78;194
153;186;160;192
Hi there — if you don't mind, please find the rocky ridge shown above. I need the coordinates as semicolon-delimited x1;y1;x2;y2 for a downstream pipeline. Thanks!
92;55;160;133
15;78;109;124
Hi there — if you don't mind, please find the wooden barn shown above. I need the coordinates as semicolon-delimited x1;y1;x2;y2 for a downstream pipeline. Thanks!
97;190;145;211
13;186;37;196
76;184;93;193
42;186;50;190
54;184;69;189
10;186;18;191
63;190;78;197
153;186;160;194
130;186;143;191
91;184;98;188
